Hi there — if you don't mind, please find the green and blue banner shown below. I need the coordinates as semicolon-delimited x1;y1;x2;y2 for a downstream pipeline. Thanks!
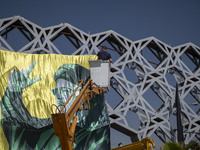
0;50;110;150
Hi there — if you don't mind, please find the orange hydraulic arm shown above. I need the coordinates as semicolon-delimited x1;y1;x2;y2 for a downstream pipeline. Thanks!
111;137;155;150
51;79;103;150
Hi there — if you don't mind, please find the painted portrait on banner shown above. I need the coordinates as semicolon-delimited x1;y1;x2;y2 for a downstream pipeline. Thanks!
0;50;110;150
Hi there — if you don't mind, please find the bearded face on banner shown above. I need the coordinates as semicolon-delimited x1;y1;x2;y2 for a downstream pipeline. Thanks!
0;50;110;150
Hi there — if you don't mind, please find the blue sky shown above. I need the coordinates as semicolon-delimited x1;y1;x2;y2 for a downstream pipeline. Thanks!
1;0;200;47
1;0;200;149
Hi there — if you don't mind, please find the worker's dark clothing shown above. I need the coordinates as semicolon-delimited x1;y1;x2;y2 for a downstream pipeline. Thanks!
97;50;111;61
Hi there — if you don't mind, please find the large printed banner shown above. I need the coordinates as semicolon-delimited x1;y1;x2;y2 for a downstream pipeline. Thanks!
0;50;110;150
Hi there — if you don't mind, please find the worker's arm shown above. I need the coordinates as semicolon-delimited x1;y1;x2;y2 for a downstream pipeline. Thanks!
109;58;112;63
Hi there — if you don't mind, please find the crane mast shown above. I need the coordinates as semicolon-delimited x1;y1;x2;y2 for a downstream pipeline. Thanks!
51;60;155;150
51;79;104;150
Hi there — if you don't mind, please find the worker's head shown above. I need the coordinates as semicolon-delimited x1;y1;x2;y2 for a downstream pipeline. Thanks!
52;64;90;111
101;46;107;51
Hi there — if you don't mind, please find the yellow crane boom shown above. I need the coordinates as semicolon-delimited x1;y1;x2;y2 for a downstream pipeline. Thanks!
51;79;103;150
111;137;155;150
51;78;156;150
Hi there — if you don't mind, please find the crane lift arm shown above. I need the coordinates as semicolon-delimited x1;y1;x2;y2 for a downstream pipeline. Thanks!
111;137;155;150
51;79;103;150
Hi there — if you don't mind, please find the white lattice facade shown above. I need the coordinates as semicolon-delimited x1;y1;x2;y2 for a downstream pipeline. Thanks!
0;16;200;145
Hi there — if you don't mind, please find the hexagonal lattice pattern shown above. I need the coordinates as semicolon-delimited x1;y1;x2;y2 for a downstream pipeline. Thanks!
0;16;200;145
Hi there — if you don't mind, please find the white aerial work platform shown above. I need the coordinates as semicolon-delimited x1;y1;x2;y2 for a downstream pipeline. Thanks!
89;60;110;92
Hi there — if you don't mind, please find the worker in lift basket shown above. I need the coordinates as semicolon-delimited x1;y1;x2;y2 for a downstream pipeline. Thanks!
97;46;112;63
